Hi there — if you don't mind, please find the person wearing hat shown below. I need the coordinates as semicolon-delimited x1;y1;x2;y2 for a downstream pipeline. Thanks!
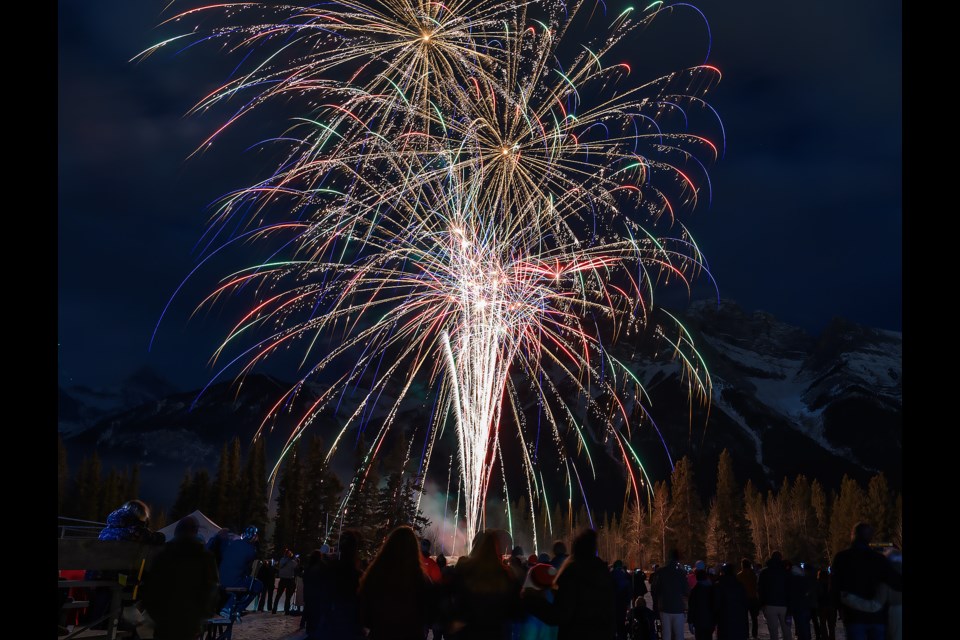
98;499;166;544
519;561;558;640
523;528;616;640
86;500;167;629
219;525;264;615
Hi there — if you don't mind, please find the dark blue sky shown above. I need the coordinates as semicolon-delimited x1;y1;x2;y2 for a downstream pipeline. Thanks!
58;0;901;391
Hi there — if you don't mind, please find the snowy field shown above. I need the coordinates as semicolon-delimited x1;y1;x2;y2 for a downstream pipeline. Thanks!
230;596;849;640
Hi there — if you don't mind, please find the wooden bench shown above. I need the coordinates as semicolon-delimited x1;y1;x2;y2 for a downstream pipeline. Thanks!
58;539;160;640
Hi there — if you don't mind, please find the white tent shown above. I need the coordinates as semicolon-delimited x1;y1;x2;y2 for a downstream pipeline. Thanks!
158;509;223;543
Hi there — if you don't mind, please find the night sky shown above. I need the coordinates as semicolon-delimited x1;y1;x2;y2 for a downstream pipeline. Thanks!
58;0;901;393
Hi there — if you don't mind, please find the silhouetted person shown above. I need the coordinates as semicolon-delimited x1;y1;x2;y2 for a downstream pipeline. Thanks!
631;566;648;605
141;516;220;640
758;551;790;640
815;569;836;640
206;528;231;567
688;569;716;640
628;596;657;640
830;523;900;640
448;529;522;640
610;560;632;640
806;564;822;640
420;537;442;584
518;561;558;640
550;540;568;570
218;526;263;613
273;548;298;614
883;549;901;640
714;563;749;640
787;563;814;640
87;500;166;627
98;500;166;544
650;549;689;640
358;526;433;640
299;551;323;631
304;529;363;640
737;558;760;639
523;528;616;640
431;553;451;639
509;546;527;582
256;559;276;612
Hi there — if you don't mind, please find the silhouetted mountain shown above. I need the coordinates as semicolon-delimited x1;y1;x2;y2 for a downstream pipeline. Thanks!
59;302;901;511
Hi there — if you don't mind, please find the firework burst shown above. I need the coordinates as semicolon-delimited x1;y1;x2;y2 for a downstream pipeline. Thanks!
148;0;721;541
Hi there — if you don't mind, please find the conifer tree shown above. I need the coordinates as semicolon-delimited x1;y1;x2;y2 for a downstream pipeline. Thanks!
787;475;817;562
711;449;749;563
828;475;864;561
128;464;141;501
743;479;767;563
670;456;706;561
810;479;831;565
170;472;195;521
237;438;269;536
225;437;243;529
192;469;212;514
343;436;380;557
273;448;304;555
892;493;902;549
76;452;103;521
650;480;674;563
622;497;649;569
300;436;344;550
58;436;69;514
210;442;232;525
101;469;122;520
863;472;892;542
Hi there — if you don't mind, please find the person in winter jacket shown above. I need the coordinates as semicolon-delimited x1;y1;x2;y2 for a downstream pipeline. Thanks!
256;559;276;612
518;561;559;640
650;550;689;640
447;528;522;640
714;563;749;640
303;529;364;640
358;526;435;640
273;548;298;614
217;526;263;613
98;499;166;544
815;568;836;640
829;523;901;640
687;569;716;640
550;541;568;570
420;538;443;584
87;499;166;628
610;560;632;640
758;551;790;640
737;558;760;639
787;562;814;640
628;596;657;640
523;528;616;640
141;516;220;640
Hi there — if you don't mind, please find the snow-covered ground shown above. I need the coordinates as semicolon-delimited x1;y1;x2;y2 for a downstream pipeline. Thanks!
229;597;851;640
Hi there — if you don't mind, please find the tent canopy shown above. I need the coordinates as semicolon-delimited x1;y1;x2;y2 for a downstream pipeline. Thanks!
158;509;223;543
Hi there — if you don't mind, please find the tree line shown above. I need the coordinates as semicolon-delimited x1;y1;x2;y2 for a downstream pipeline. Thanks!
481;449;902;570
58;435;149;524
167;433;430;559
60;433;900;568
